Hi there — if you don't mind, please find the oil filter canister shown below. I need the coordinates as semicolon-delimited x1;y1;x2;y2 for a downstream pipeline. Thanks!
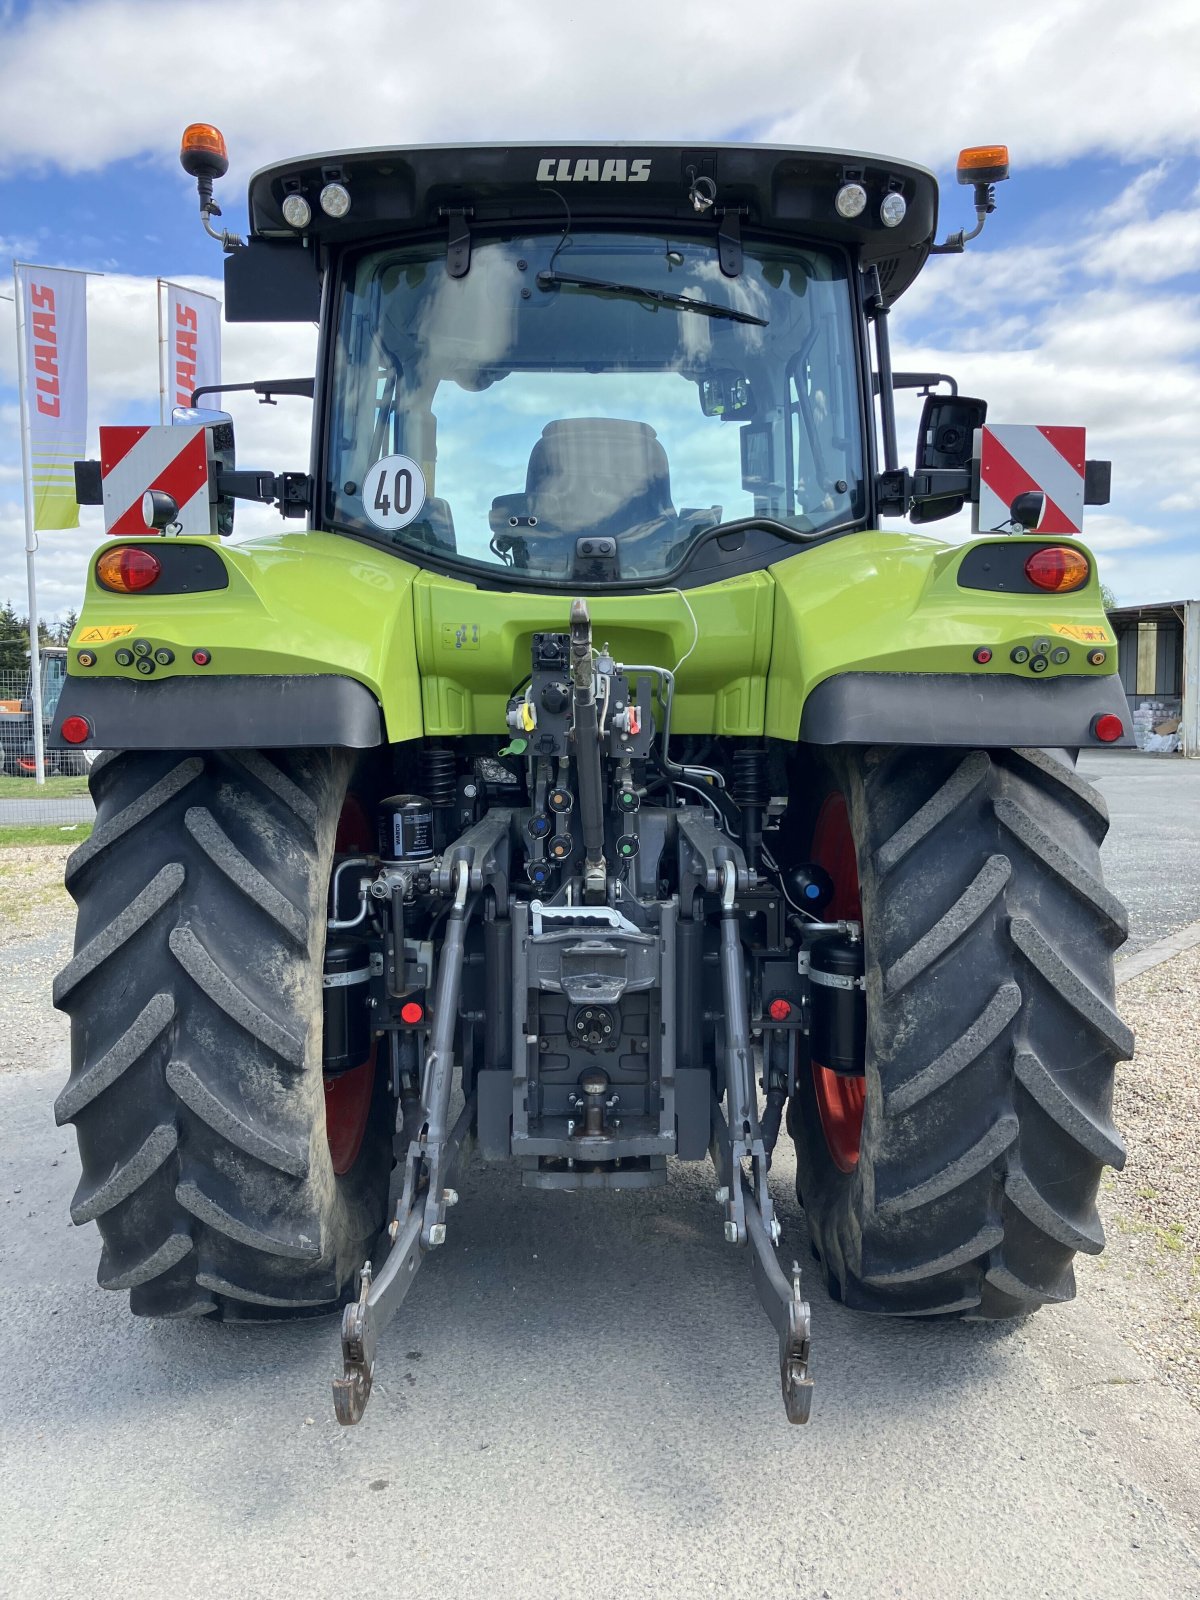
378;793;434;862
322;938;373;1074
808;934;866;1076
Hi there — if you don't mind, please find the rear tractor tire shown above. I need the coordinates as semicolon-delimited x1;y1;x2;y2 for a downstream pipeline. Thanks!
790;745;1133;1319
53;748;394;1319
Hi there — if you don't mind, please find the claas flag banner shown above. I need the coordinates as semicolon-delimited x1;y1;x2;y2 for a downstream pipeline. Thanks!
18;264;88;530
160;281;221;419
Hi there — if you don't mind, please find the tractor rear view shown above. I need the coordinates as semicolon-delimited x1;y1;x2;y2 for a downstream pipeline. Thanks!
52;132;1132;1423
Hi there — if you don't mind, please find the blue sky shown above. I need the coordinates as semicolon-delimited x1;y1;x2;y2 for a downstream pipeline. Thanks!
1;0;1198;619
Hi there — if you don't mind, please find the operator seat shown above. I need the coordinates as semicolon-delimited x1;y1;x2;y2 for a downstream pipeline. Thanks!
490;419;678;551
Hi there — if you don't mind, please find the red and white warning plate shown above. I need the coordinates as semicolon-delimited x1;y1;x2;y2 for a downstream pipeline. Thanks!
975;424;1086;536
99;425;212;536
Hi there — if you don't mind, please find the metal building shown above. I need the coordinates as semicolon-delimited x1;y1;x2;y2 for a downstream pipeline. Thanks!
1108;599;1200;758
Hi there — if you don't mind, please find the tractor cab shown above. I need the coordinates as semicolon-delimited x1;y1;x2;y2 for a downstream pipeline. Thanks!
202;137;1000;584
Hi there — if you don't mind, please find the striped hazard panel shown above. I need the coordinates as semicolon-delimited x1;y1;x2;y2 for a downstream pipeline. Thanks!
976;425;1086;536
100;425;212;536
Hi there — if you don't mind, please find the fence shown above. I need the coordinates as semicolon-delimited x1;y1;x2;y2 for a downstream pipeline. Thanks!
1;663;95;830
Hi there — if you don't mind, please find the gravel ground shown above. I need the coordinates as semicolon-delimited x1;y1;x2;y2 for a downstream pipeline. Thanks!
4;839;1197;1417
1087;944;1200;1412
0;846;73;1077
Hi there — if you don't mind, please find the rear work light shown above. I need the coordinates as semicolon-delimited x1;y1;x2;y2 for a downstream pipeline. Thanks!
1024;546;1090;593
96;546;162;593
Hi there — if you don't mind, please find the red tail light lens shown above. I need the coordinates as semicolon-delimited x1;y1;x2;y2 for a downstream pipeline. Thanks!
61;715;92;745
1092;714;1124;744
400;1001;424;1025
1024;546;1090;593
96;546;162;593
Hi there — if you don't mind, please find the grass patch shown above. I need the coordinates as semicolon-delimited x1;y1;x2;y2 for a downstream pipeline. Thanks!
0;823;92;847
0;774;91;798
1155;1223;1187;1254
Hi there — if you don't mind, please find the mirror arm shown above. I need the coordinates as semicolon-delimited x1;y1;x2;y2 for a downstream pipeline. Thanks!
216;470;311;519
192;377;315;408
876;466;976;520
890;371;959;397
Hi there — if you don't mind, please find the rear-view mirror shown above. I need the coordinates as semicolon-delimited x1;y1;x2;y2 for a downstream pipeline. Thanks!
699;371;755;420
915;394;987;472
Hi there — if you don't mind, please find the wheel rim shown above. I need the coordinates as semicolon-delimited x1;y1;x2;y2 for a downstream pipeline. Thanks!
325;1048;378;1175
324;794;378;1176
809;791;866;1174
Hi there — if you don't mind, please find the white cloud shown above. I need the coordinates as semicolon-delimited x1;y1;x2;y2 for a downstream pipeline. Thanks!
0;0;1198;180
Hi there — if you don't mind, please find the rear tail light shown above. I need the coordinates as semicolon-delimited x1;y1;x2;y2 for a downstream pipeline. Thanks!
96;546;162;593
400;1000;425;1025
1024;546;1090;592
1092;714;1124;744
61;715;92;745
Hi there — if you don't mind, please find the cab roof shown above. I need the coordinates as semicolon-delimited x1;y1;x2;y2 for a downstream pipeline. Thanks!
243;141;939;305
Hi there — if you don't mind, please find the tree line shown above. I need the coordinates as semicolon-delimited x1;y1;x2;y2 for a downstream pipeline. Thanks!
0;601;79;656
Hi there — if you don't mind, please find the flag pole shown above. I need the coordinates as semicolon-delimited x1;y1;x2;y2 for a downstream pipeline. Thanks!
157;278;167;424
13;260;46;784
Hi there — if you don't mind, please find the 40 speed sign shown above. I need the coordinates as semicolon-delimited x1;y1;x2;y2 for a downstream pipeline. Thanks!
362;453;427;532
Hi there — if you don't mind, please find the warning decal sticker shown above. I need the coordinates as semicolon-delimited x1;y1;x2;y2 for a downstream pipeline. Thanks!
1052;623;1112;643
77;624;135;643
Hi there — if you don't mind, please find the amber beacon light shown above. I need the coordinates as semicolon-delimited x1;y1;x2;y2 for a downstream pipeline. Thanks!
956;145;1010;185
180;123;229;180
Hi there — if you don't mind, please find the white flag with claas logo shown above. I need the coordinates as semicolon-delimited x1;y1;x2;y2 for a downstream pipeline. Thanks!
18;264;88;531
161;281;221;415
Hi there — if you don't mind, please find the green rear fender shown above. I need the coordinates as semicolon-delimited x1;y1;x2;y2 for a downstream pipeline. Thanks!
61;527;1121;747
765;531;1120;741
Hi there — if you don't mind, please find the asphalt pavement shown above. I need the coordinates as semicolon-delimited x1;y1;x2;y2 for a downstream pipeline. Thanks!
0;797;94;824
2;1060;1198;1599
1079;750;1200;954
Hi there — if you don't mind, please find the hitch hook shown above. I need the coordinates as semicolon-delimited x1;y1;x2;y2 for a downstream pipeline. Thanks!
332;1262;376;1426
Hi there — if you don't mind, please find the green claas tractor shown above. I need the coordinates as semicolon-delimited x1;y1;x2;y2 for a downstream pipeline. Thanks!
54;130;1133;1424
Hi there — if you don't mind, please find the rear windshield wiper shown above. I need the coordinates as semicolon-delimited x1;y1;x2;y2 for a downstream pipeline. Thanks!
536;270;768;327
